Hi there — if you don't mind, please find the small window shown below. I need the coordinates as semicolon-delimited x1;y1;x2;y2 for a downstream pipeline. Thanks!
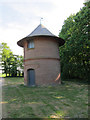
28;39;34;48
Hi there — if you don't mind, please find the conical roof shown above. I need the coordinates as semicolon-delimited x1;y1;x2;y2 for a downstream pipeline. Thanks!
17;24;65;47
27;24;56;37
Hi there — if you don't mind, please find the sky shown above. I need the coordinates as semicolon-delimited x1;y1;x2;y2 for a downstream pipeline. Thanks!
0;0;85;55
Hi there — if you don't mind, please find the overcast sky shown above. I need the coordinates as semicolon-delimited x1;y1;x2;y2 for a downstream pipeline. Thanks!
0;0;84;55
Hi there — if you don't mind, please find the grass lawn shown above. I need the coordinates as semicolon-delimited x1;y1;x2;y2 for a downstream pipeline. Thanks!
2;77;88;118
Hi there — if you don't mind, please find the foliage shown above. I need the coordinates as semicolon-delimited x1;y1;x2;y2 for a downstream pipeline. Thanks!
59;1;90;80
0;43;24;77
0;43;13;76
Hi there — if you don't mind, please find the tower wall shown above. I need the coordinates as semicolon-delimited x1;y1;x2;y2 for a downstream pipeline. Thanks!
24;37;61;86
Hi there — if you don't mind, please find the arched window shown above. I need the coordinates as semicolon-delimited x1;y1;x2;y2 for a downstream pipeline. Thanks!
28;39;34;48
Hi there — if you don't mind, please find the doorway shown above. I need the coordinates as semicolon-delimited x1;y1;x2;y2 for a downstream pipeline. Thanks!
27;69;35;86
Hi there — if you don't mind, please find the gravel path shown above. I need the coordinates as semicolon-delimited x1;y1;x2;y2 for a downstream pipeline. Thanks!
0;77;2;87
0;77;7;118
0;77;2;119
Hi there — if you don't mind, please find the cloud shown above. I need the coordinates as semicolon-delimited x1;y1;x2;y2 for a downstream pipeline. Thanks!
0;0;55;15
0;0;55;28
0;25;23;55
0;0;84;55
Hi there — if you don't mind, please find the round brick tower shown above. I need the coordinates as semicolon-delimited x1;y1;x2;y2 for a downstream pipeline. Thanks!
17;24;65;86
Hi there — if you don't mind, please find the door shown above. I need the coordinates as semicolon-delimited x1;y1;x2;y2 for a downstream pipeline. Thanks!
27;69;35;86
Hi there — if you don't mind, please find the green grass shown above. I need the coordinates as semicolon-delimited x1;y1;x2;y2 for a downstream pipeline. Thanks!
2;77;88;118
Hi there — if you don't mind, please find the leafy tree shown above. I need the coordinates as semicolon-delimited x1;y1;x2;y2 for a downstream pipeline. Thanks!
59;1;90;80
0;43;13;76
14;55;24;76
0;43;24;77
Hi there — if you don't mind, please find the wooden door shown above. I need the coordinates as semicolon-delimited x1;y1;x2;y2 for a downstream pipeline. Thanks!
28;69;35;86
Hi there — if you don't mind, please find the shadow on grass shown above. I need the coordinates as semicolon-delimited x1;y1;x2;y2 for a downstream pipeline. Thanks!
2;77;88;118
62;78;88;85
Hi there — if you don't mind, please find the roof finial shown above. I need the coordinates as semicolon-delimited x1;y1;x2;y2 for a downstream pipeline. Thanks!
40;18;43;24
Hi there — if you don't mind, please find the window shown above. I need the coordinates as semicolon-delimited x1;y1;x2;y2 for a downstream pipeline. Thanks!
28;39;34;48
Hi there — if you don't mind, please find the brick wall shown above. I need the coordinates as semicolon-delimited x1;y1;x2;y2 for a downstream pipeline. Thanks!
24;36;61;86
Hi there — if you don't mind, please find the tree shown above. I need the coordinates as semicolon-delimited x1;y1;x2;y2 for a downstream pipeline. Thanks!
59;1;90;80
15;55;24;76
0;43;13;76
0;43;24;77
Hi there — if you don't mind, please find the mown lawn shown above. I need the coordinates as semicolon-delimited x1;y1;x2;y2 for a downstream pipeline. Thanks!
2;77;88;118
